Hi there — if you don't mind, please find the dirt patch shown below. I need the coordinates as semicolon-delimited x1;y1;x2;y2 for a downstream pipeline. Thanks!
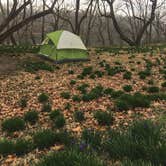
0;54;21;75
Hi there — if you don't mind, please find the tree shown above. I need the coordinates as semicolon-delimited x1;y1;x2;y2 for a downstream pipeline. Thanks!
0;0;57;43
99;0;158;46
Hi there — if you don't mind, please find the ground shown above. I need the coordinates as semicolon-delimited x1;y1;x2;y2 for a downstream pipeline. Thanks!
0;49;166;165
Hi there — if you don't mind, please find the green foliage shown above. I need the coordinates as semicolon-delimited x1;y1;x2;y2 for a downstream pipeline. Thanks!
123;71;132;79
123;85;133;92
38;93;49;103
41;103;52;112
104;120;166;165
60;92;71;99
94;70;104;77
82;85;103;102
23;61;54;73
70;80;76;85
35;149;106;166
77;83;89;94
2;117;25;132
53;115;66;128
94;111;114;126
81;129;102;149
14;139;33;156
103;88;114;96
68;70;74;74
72;95;81;102
120;160;154;166
138;70;151;79
82;66;93;76
147;86;160;93
106;66;125;76
0;139;14;156
33;129;57;149
161;81;166;88
115;93;151;111
24;110;39;124
74;110;85;122
19;97;28;108
110;90;124;99
49;110;61;120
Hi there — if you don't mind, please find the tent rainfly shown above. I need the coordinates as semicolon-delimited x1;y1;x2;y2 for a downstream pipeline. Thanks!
39;30;88;63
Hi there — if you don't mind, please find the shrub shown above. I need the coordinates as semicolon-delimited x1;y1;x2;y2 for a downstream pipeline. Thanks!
77;83;89;94
106;66;124;76
110;90;124;99
115;93;151;111
49;109;61;120
147;86;160;93
123;71;132;79
19;97;27;108
23;61;54;73
64;103;71;110
35;149;106;166
33;129;56;149
161;82;166;88
72;95;81;102
74;111;85;122
60;92;71;99
94;110;114;126
70;80;76;85
2;117;25;132
82;129;102;149
38;93;49;103
82;66;93;76
68;70;74;74
53;115;66;128
138;70;151;79
24;110;39;124
123;85;132;92
94;71;104;77
14;139;33;156
42;103;52;112
103;88;114;96
104;120;165;164
0;139;14;155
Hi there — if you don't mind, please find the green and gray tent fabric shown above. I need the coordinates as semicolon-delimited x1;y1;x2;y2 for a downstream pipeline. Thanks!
39;30;88;62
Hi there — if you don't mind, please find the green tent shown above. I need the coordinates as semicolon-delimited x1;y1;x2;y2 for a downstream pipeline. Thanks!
39;30;88;62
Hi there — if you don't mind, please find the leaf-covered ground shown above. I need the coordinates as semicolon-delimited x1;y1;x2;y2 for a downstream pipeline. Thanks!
0;50;166;165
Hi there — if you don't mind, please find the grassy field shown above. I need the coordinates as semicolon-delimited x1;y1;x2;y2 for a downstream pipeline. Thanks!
0;46;166;165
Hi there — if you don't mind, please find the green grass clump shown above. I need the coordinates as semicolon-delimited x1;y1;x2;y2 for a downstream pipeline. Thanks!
74;110;85;122
33;129;57;149
70;80;76;85
38;93;49;103
72;95;81;102
123;71;132;79
0;139;14;156
23;61;54;73
104;120;166;165
35;149;106;166
19;97;27;108
82;66;93;76
24;110;39;124
115;93;151;111
103;88;114;96
53;115;66;128
14;139;33;156
82;85;103;102
161;82;166;88
49;109;61;120
77;83;89;94
2;117;25;132
94;111;114;126
147;86;160;93
123;85;133;92
138;70;151;79
81;129;102;149
60;92;71;99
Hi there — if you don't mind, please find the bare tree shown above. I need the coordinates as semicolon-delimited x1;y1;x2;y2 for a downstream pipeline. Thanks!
0;0;57;43
99;0;158;46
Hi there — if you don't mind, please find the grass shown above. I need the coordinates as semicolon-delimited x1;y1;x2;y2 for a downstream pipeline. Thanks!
24;110;39;124
1;117;25;132
35;149;106;166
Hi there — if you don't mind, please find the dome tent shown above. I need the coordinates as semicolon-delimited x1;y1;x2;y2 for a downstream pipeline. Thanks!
39;30;88;63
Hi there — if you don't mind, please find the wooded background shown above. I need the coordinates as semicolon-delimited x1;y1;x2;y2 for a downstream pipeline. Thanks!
0;0;166;46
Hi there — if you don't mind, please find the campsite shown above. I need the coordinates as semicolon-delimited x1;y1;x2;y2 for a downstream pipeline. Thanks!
0;0;166;166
